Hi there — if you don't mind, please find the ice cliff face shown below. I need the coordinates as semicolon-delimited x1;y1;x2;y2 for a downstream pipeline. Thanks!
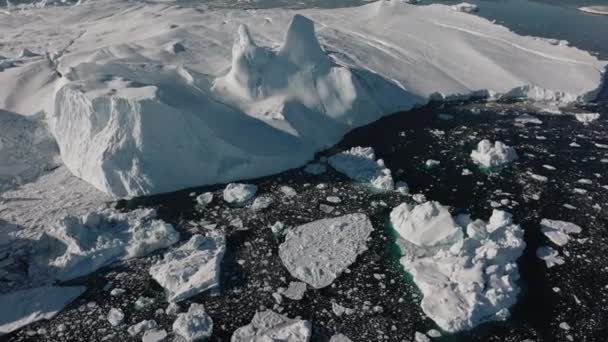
29;0;605;198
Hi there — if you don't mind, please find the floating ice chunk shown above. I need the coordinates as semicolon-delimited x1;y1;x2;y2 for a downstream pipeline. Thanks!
395;181;410;195
223;183;257;204
303;163;326;175
134;296;155;311
128;320;158;337
451;2;478;13
107;307;125;326
280;185;297;197
195;192;213;207
283;281;307;300
394;204;526;332
172;303;213;341
425;159;440;168
0;286;85;335
515;114;542;125
536;246;565;268
540;219;582;247
150;234;225;302
332;302;355;317
250;196;273;211
232;310;311;342
328;147;394;190
279;214;374;288
142;328;167;342
330;334;353;342
471;140;518;168
36;208;179;281
574;113;600;123
415;332;431;342
390;201;463;248
579;6;608;16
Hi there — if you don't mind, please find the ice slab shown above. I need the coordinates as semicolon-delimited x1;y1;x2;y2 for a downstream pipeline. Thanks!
231;310;311;342
471;140;518;168
0;286;85;335
150;234;225;302
279;213;373;288
328;147;394;190
392;203;526;332
540;219;582;247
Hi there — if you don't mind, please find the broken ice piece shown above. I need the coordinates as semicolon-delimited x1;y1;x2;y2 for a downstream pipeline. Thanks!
172;303;213;341
231;310;311;342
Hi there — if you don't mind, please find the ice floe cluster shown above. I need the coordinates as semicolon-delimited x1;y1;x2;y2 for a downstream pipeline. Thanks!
470;139;518;168
279;213;374;288
536;219;582;268
391;201;526;332
328;147;394;191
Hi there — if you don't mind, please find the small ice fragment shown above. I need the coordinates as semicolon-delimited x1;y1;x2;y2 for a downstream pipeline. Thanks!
223;183;257;204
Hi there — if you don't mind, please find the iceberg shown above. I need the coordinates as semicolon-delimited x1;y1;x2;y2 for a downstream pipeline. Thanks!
390;202;526;332
471;140;518;168
35;208;179;281
279;213;374;288
0;0;601;198
149;234;225;302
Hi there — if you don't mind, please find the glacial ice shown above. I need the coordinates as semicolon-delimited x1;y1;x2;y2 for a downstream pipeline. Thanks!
328;147;394;190
540;219;582;247
279;213;374;288
0;286;85;335
391;202;526;332
1;0;601;198
231;310;311;342
149;234;225;303
35;208;179;281
471;140;518;168
172;303;213;341
223;183;257;204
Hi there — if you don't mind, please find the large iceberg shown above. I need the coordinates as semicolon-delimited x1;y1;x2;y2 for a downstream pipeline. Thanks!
279;213;374;289
1;0;606;197
390;202;526;332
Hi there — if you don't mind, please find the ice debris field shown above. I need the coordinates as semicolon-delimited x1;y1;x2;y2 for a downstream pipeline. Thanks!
1;0;608;341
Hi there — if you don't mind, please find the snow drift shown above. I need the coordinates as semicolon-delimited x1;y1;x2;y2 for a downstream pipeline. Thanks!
1;0;606;197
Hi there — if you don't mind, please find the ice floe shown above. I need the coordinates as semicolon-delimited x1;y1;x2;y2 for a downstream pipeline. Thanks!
540;219;582;247
223;183;257;204
149;234;225;302
574;112;600;123
231;310;311;342
279;213;373;288
471;140;518;168
0;286;85;335
328;147;394;191
34;208;179;281
391;202;526;332
172;303;213;341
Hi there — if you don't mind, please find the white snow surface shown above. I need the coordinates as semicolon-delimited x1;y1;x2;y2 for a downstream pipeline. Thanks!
279;213;373;289
0;285;85;335
172;303;213;341
1;0;605;198
392;203;526;332
231;310;311;342
470;139;518;168
149;234;225;303
33;208;179;281
328;147;394;190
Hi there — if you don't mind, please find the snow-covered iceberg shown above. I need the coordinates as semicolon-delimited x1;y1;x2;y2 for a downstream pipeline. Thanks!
149;234;225;303
2;0;606;197
35;208;179;281
279;213;373;288
231;310;311;342
390;202;526;332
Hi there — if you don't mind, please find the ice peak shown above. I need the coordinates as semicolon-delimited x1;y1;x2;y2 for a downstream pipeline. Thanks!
279;14;329;66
